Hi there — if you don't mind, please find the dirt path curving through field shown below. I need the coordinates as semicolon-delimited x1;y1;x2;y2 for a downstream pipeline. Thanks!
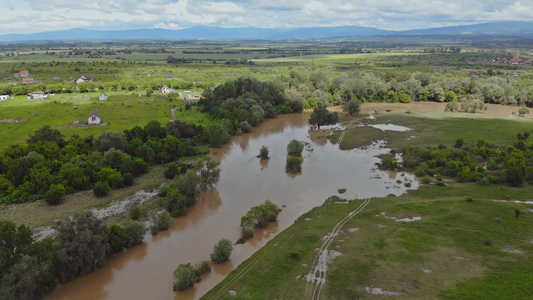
304;198;371;300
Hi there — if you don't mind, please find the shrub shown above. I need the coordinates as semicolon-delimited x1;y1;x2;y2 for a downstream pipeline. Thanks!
164;163;179;179
258;146;269;160
173;263;200;291
210;238;233;264
287;139;304;157
129;206;142;220
109;224;129;254
93;181;110;197
455;138;464;148
123;220;146;246
236;228;254;244
45;183;66;205
240;200;282;229
420;175;432;184
195;261;212;275
150;211;173;235
123;172;134;186
286;157;303;173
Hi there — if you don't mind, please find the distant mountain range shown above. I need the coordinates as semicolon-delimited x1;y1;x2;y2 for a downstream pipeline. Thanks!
1;21;532;42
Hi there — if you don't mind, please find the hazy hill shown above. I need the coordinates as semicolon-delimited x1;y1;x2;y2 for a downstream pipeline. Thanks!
0;21;532;42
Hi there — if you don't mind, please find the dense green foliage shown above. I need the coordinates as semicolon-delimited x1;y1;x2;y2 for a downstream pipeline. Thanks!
286;157;303;173
259;145;270;160
309;105;339;129
287;139;304;157
172;263;201;291
210;238;233;264
150;211;173;235
240;200;282;229
404;132;533;186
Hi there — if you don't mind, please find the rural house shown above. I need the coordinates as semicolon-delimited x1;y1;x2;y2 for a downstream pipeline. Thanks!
88;112;101;124
75;75;98;83
160;86;171;93
165;74;174;79
27;91;51;100
22;78;37;83
0;95;9;101
99;93;108;101
14;70;29;77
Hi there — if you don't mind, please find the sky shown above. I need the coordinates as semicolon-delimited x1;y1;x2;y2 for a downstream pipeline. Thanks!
1;0;533;34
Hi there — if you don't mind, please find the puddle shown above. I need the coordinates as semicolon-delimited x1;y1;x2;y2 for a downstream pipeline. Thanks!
376;212;422;222
420;267;433;273
369;124;412;132
365;287;407;296
304;250;343;284
502;248;523;254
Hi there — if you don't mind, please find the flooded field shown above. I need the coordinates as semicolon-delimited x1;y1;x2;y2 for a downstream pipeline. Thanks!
46;112;417;300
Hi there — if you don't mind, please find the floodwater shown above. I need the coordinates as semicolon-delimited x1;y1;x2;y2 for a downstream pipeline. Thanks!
45;112;418;300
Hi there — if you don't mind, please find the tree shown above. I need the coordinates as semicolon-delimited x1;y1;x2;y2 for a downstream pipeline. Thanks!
287;139;304;157
286;157;303;173
518;107;530;117
150;211;173;235
27;125;66;146
173;263;200;291
54;211;110;283
210;238;233;264
342;99;361;116
123;220;146;246
240;200;282;229
195;156;221;190
309;105;339;129
93;131;128;152
93;181;110;197
45;184;66;205
108;224;129;254
258;146;269;160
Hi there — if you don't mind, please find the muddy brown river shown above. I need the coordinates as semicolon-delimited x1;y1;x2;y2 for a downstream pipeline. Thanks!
46;112;417;300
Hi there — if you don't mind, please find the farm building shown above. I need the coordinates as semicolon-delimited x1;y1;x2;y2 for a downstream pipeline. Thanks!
88;112;101;125
165;74;174;79
75;75;98;83
14;70;29;77
99;93;108;101
22;78;37;83
160;86;171;94
27;91;52;100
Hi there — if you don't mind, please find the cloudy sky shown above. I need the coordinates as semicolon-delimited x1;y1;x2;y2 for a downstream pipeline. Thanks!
2;0;532;34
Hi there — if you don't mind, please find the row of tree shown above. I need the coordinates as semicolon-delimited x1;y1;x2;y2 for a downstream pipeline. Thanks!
0;212;145;299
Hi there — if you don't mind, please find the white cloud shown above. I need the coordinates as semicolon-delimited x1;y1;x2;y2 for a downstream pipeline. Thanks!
0;0;532;34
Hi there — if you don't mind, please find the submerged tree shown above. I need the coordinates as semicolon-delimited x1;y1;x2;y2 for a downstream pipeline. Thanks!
309;105;339;129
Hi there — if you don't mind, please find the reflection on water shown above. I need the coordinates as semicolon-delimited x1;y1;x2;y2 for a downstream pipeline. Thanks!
46;112;417;300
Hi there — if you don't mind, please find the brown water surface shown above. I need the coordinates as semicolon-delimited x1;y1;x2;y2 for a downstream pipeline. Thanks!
46;112;417;300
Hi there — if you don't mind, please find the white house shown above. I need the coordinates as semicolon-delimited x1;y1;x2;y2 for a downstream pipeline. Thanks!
0;95;9;101
75;75;97;83
160;86;171;94
27;91;49;100
99;93;108;101
88;112;101;125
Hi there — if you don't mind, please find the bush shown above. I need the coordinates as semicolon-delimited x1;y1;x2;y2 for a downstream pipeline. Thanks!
109;224;129;254
164;163;179;179
129;206;142;220
420;175;433;184
123;172;134;186
240;200;282;229
150;211;173;235
210;238;233;264
258;146;269;160
173;263;200;291
45;183;66;205
287;139;304;157
236;228;254;244
93;181;110;197
123;220;146;246
195;261;212;275
286;157;303;173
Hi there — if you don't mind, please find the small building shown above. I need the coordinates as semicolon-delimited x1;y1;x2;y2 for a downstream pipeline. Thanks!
14;70;29;77
75;75;98;83
433;68;444;73
508;72;521;78
164;74;174;79
99;93;108;101
22;78;37;83
88;112;101;125
27;91;49;100
0;95;9;101
160;86;171;94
